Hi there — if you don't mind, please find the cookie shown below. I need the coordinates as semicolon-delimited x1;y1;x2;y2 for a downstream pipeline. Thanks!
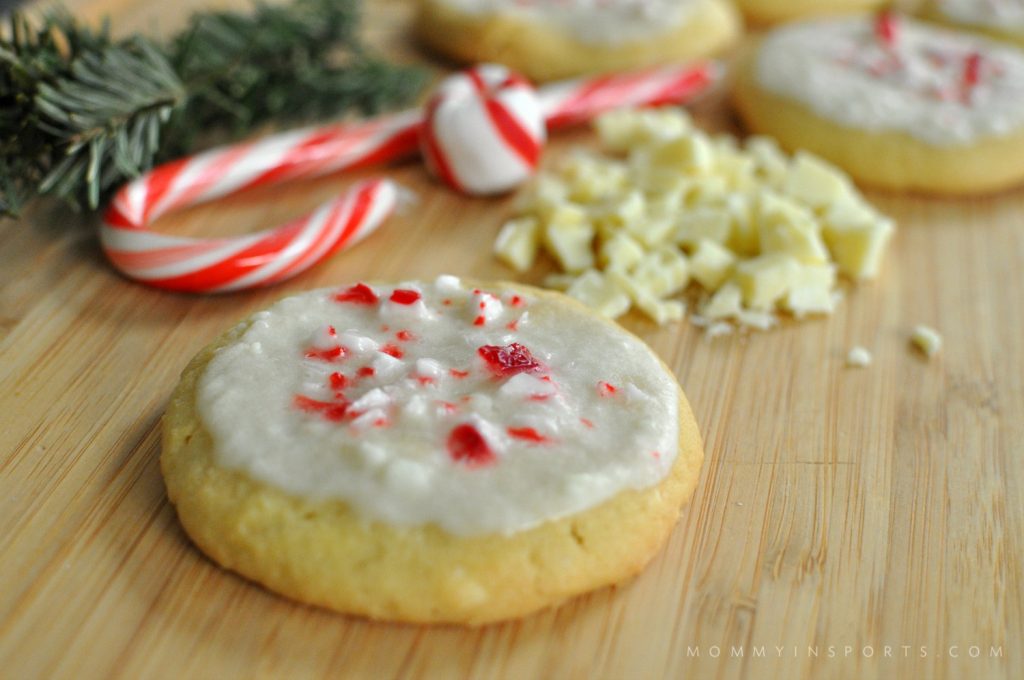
732;14;1024;195
732;0;885;25
162;276;704;625
921;0;1024;48
414;0;740;82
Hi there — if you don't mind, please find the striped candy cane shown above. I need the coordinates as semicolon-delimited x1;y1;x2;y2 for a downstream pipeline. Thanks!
101;61;719;293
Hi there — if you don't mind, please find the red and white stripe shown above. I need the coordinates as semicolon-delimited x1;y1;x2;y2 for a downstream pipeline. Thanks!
100;61;718;293
420;64;546;195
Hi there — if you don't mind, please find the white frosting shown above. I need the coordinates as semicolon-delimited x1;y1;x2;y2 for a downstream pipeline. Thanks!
938;0;1024;31
439;0;699;45
756;16;1024;146
197;276;680;536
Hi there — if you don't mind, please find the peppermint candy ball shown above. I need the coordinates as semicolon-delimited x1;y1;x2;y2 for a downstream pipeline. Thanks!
420;64;546;195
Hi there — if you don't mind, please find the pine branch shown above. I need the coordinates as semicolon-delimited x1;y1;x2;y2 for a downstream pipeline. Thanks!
0;0;427;218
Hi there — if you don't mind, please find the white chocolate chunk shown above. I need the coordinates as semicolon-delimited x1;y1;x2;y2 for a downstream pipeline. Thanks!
494;217;540;272
911;325;942;358
783;152;854;209
629;247;689;298
746;136;789;186
673;207;731;247
822;212;895;280
701;282;743;320
757;192;830;265
544;217;595;273
647;134;715;174
599;232;646;272
846;346;873;367
565;269;631;319
781;264;837;317
734;254;801;311
595;107;692;152
689;239;736;291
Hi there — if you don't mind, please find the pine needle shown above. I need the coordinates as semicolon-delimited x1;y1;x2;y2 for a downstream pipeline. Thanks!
0;0;426;218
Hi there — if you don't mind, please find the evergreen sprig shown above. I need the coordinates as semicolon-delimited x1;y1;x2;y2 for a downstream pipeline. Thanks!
0;0;427;218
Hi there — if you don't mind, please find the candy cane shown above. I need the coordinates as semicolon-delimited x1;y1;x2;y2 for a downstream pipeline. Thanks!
101;61;719;293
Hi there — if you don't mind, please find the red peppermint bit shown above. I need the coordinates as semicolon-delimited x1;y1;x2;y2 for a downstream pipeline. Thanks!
305;346;346;362
963;52;983;92
528;394;553;402
380;343;404;359
447;424;496;467
580;418;595;429
390;289;421;305
652;451;661;460
396;330;415;342
875;11;899;48
417;375;436;386
374;417;389;428
329;372;349;391
510;295;524;307
507;427;549;443
357;366;376;378
439;401;457;413
506;320;519;331
597;381;618;397
478;343;541;377
293;395;348;422
327;325;337;337
474;315;486;326
450;368;470;379
479;301;486;310
334;283;378;305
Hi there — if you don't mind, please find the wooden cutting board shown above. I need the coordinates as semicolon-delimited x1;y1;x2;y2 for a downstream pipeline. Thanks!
1;1;1021;678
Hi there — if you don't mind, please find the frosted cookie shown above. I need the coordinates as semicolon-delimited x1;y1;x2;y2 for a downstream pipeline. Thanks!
922;0;1024;48
162;276;703;625
733;0;885;25
732;13;1024;194
414;0;741;82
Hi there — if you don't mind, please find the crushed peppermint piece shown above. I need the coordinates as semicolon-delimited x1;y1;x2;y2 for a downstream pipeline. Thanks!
334;283;378;305
478;343;541;377
305;346;345;362
380;343;404;359
875;11;900;47
390;289;422;305
293;394;348;422
447;423;496;467
507;427;549;443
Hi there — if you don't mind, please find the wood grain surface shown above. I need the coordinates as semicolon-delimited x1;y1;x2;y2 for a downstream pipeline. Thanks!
1;1;1021;678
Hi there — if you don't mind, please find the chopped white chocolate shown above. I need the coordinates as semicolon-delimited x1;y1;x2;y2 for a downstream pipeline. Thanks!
495;108;896;330
783;152;854;209
544;215;595;273
630;247;689;298
689;239;736;291
599;232;646;272
673;207;732;247
757;192;830;265
701;282;743;320
734;254;801;311
565;269;631;319
911;325;942;358
846;346;873;367
647;134;715;174
781;264;837;317
494;217;540;272
595;107;693;152
822;213;895;280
